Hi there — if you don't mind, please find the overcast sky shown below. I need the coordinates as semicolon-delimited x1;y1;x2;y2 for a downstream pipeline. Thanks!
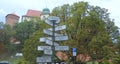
0;0;120;28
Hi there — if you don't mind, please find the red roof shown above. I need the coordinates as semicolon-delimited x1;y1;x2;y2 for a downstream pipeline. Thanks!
11;13;18;16
26;9;41;17
6;13;19;18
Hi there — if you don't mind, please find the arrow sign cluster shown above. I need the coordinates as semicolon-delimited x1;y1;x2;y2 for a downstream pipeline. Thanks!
37;16;69;63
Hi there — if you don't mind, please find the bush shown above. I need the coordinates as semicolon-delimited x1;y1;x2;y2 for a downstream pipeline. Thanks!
14;58;30;64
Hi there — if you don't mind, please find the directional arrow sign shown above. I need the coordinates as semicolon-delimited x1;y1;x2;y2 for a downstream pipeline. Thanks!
45;39;59;46
45;16;60;26
45;20;57;26
48;16;60;23
40;36;68;42
44;49;52;55
55;46;69;51
36;56;52;62
43;29;62;36
38;46;51;51
55;36;68;41
48;25;66;31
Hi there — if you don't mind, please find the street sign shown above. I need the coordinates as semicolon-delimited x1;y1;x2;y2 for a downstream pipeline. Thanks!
45;20;54;26
72;48;76;56
48;16;60;23
72;48;76;52
48;25;66;31
73;52;76;56
38;46;51;51
36;56;52;62
55;46;69;51
46;39;59;46
55;36;68;41
40;36;68;42
45;16;60;26
44;49;52;55
43;29;62;36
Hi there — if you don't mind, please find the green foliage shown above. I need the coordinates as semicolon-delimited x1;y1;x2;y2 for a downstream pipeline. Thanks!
22;1;120;63
14;58;30;64
52;1;117;62
0;43;6;58
22;20;49;64
13;19;42;52
14;19;41;42
51;4;71;22
0;24;16;57
112;37;120;64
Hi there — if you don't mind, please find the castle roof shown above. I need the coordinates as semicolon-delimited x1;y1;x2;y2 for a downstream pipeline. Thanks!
25;9;41;17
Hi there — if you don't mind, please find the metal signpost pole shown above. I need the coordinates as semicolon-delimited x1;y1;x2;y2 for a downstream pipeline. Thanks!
72;48;76;64
37;16;69;64
52;20;55;64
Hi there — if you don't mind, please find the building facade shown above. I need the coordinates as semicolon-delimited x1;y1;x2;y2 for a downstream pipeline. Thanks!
6;13;19;27
22;8;50;21
22;9;41;21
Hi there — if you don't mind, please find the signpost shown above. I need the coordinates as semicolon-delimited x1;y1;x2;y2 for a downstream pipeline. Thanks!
40;36;68;42
38;46;51;51
36;56;52;63
45;39;59;46
72;48;77;64
55;46;69;51
44;49;52;55
43;29;62;36
48;25;66;31
37;16;69;64
72;48;77;56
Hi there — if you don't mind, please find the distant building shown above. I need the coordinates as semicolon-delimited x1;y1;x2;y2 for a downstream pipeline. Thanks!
6;13;19;27
22;8;50;21
22;9;41;21
41;8;50;20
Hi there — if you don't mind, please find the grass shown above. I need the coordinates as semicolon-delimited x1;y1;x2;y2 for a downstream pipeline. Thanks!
0;56;23;64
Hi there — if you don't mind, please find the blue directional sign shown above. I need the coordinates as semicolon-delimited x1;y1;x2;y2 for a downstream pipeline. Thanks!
72;48;76;52
72;48;76;56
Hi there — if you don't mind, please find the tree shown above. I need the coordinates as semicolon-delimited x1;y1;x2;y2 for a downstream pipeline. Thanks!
113;36;120;64
51;4;71;22
0;22;16;58
22;1;119;63
22;20;49;64
3;24;17;56
13;19;41;52
52;1;116;63
0;43;7;58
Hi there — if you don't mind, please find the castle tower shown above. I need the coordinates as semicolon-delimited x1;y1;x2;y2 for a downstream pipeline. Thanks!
41;8;50;20
6;13;19;27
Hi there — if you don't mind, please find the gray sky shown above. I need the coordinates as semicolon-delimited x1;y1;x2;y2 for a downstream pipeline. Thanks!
0;0;120;28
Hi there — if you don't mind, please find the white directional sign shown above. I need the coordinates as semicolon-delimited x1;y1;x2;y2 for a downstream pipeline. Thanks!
38;46;51;51
43;29;62;36
48;16;60;23
45;20;57;26
55;46;69;51
55;36;68;41
45;39;59;46
48;25;66;31
45;16;60;26
36;56;52;62
40;36;68;42
44;49;52;55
